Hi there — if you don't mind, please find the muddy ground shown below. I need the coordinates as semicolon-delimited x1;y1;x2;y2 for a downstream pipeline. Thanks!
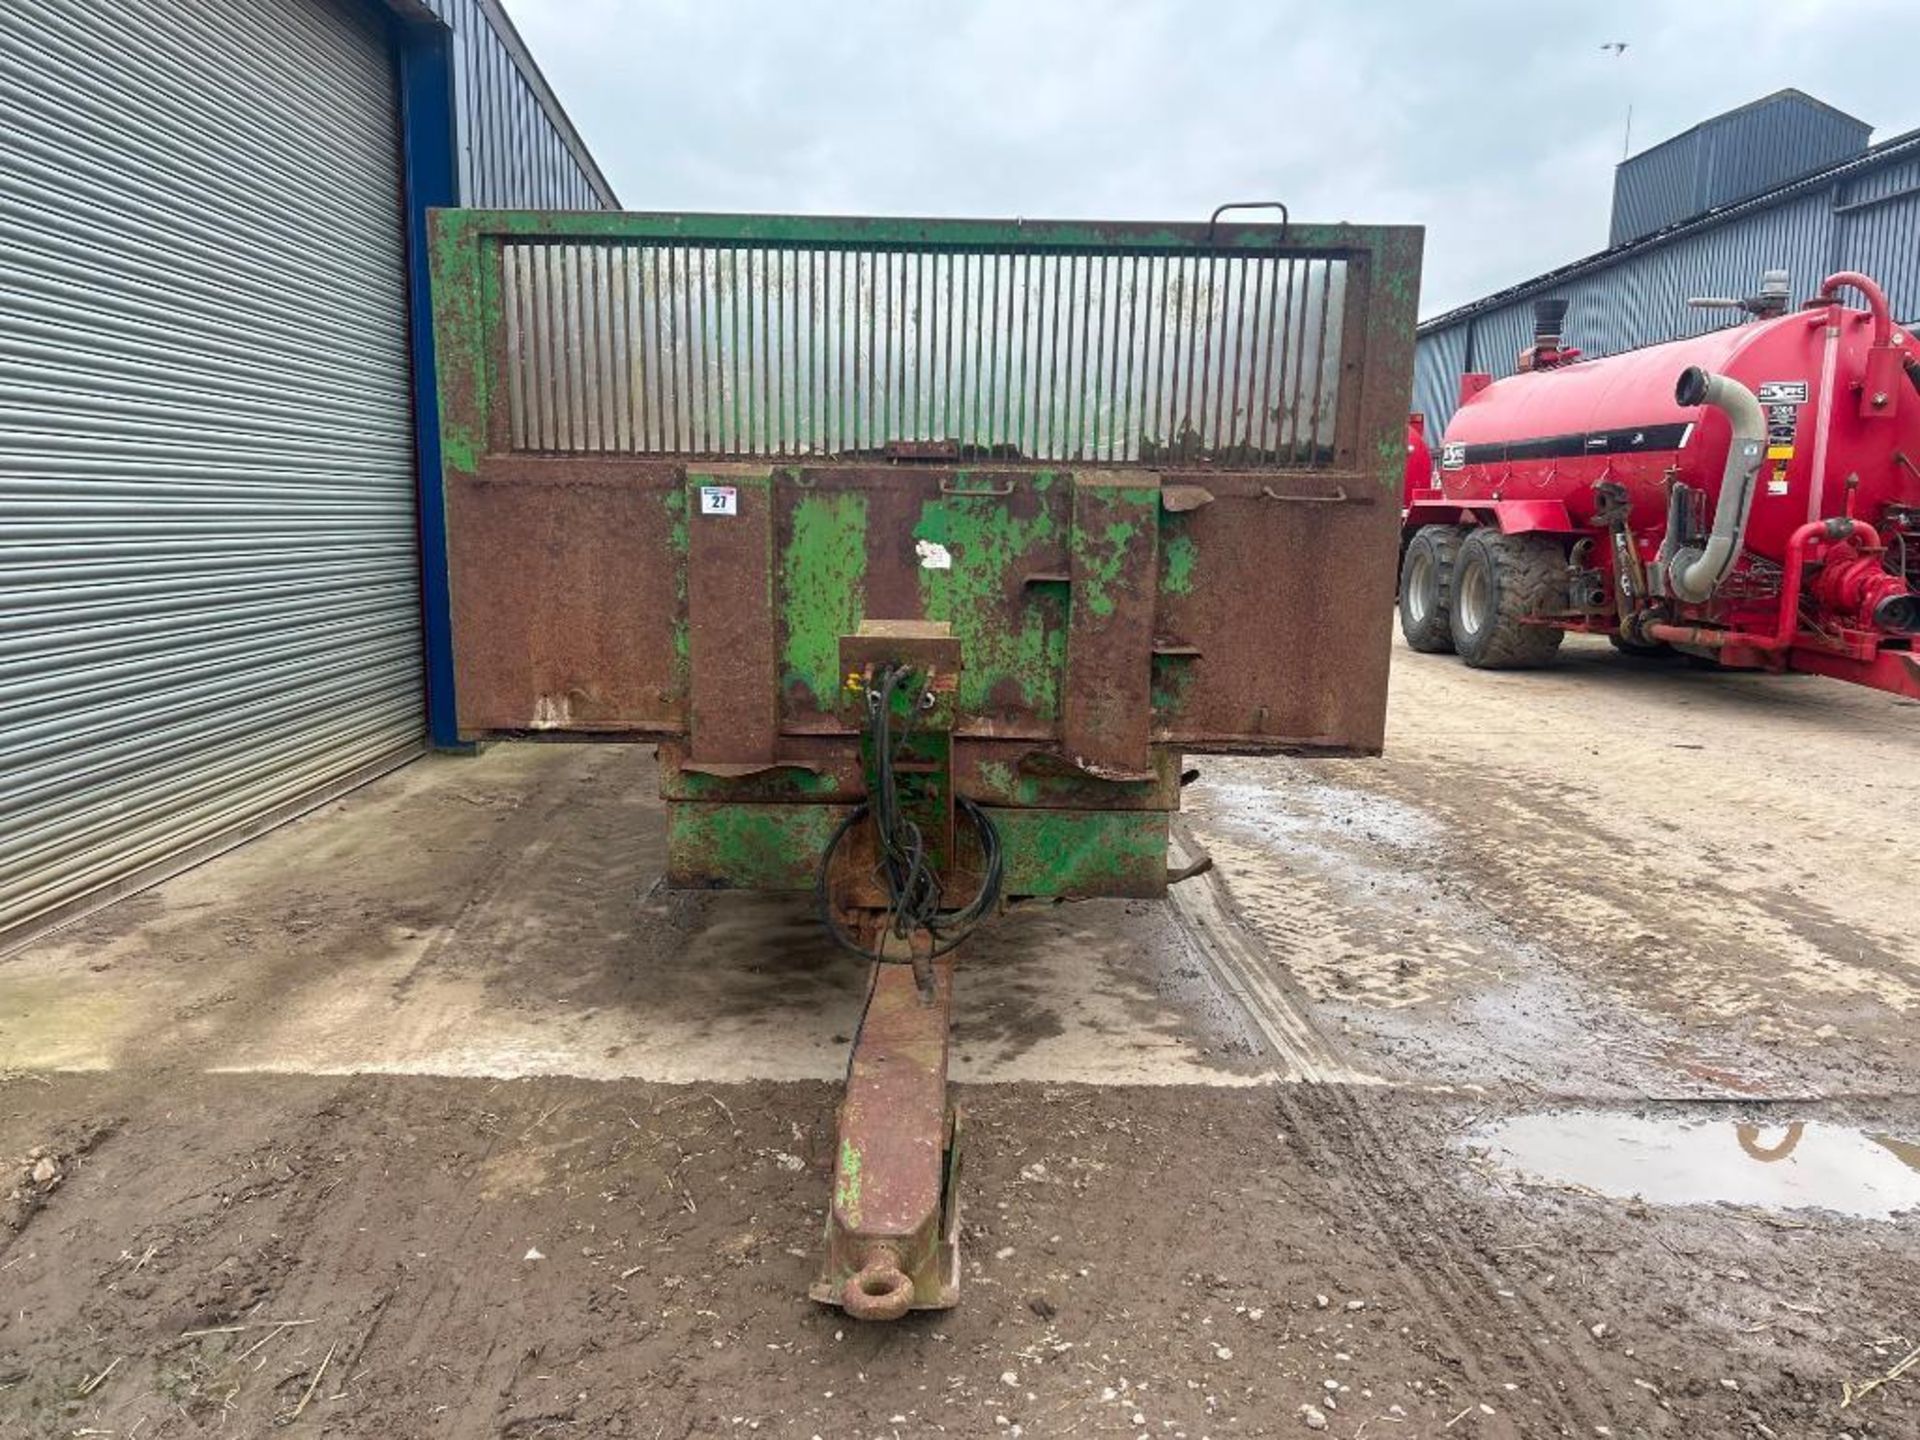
2;636;1916;1439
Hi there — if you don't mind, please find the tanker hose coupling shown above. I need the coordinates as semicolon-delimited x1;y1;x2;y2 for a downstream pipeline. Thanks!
1666;367;1766;604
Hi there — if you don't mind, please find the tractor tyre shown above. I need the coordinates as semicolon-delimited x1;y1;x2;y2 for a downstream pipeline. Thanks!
1398;525;1465;654
1448;529;1567;669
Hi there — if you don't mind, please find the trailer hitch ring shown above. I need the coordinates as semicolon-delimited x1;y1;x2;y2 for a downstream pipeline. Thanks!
843;1248;915;1322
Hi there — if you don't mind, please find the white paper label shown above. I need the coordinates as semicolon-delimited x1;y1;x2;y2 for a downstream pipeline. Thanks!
915;539;953;570
698;485;738;516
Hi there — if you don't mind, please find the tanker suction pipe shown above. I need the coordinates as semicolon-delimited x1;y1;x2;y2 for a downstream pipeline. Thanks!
1666;366;1766;604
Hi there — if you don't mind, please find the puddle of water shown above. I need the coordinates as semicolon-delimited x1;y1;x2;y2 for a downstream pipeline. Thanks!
1469;1111;1920;1220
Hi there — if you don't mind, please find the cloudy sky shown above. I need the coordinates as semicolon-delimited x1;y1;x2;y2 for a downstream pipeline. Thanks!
505;0;1917;319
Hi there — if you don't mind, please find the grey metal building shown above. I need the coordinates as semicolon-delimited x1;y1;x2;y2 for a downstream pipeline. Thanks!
1415;91;1920;435
0;0;613;947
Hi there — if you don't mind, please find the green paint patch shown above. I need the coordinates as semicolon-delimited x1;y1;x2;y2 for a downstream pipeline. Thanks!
992;808;1168;897
780;492;868;708
441;431;480;476
1070;487;1157;620
1375;432;1408;492
667;804;851;891
1151;653;1196;718
665;487;691;681
835;1138;864;1225
1163;531;1197;595
1073;519;1131;619
913;479;1064;717
973;760;1019;799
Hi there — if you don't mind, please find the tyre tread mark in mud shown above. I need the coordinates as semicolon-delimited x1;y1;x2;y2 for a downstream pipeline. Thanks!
1276;1084;1624;1436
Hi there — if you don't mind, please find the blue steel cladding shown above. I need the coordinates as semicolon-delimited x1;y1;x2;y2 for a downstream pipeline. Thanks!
1415;128;1920;434
1610;91;1869;246
389;0;613;743
416;0;614;210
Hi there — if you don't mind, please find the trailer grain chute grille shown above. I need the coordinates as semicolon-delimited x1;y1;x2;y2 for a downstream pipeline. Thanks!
494;224;1354;467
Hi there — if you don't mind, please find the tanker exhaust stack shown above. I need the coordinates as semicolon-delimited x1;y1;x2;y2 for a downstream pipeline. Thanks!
1520;297;1576;371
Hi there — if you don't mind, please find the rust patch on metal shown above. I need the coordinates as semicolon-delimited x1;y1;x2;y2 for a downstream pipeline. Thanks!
446;456;685;736
687;465;778;764
1063;473;1159;778
1154;469;1395;754
813;956;960;1317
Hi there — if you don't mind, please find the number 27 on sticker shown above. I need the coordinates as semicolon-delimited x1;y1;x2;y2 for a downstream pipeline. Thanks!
699;486;737;517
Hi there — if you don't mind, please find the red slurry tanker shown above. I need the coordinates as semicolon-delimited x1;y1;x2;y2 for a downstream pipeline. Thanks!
1400;271;1920;699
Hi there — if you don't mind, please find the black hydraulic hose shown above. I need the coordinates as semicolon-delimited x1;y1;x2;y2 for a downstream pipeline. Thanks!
814;665;1005;960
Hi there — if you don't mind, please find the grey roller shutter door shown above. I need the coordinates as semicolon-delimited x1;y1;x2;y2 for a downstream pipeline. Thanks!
0;0;424;947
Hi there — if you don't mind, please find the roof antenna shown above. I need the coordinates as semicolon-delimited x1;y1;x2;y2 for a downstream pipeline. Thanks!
1601;42;1631;159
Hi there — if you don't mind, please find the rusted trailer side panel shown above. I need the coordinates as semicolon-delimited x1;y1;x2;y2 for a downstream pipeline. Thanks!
430;212;1420;752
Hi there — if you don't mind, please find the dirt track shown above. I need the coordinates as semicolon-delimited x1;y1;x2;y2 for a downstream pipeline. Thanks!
3;636;1917;1439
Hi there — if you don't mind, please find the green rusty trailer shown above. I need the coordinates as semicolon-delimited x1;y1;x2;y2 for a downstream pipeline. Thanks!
428;206;1421;1318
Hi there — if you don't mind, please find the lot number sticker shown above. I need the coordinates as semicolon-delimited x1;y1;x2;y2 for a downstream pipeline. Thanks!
699;485;738;517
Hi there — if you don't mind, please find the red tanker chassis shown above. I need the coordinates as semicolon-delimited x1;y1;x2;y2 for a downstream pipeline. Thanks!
1400;272;1920;699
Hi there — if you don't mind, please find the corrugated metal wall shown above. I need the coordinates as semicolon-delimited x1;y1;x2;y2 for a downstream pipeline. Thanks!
1410;322;1468;429
1610;131;1704;248
1701;98;1865;216
1417;133;1920;434
1611;92;1868;245
420;0;615;209
0;0;423;945
1834;149;1920;328
0;0;611;949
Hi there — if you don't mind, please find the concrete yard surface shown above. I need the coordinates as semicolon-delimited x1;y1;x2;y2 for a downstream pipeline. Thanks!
2;636;1917;1438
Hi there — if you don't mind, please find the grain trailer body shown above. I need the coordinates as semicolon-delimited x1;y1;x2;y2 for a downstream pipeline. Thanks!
430;208;1422;1317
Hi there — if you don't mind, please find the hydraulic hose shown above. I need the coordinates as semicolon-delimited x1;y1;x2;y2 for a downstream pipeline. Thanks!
1667;366;1766;604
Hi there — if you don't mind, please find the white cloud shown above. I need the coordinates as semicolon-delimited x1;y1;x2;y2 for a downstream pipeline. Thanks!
505;0;1919;317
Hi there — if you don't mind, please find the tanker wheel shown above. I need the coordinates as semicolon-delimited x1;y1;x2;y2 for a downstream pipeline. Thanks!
1449;529;1567;669
1398;525;1464;653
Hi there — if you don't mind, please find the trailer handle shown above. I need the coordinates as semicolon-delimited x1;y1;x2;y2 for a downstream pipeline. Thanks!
1259;484;1352;504
938;477;1015;497
1206;202;1289;241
